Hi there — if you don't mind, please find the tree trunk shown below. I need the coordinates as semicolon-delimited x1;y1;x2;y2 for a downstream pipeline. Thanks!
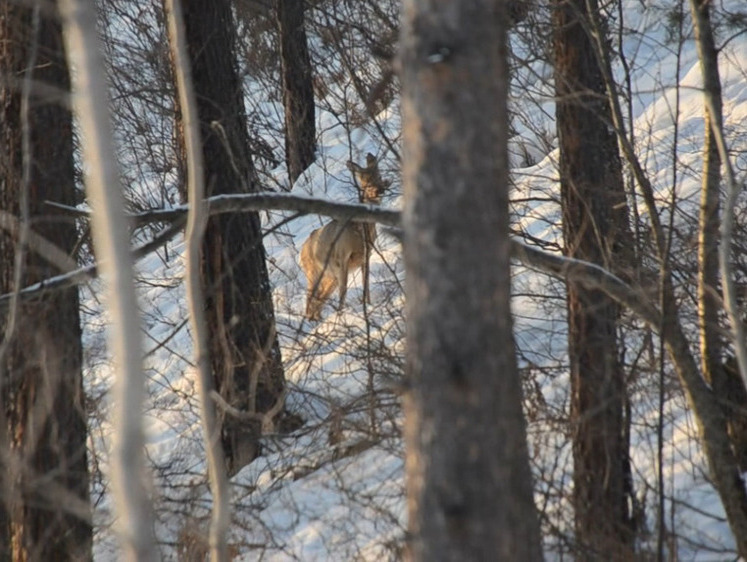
0;2;91;560
175;0;293;476
690;0;747;473
553;0;633;558
165;0;230;557
400;0;542;560
277;0;316;185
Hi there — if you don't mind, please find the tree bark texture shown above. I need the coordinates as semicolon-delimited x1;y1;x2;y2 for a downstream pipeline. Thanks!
553;0;633;558
277;0;316;185
400;1;543;560
0;3;91;560
176;0;289;476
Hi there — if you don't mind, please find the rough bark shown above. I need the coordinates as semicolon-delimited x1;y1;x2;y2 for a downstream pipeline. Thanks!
553;0;633;558
0;3;91;560
176;0;292;476
277;0;316;185
400;1;542;560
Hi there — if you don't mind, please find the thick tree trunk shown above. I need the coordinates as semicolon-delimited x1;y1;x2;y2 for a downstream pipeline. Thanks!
176;0;292;476
400;0;542;560
278;0;316;185
0;3;91;560
553;0;633;558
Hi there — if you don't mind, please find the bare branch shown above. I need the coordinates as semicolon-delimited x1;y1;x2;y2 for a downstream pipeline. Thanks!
5;189;394;307
510;241;662;329
47;192;402;229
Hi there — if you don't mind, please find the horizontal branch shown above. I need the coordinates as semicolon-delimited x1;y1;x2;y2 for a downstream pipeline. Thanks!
48;192;402;229
0;219;184;309
25;196;667;337
510;240;663;330
3;191;398;307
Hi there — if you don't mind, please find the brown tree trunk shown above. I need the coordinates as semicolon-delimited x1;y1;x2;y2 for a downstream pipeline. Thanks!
553;0;633;558
175;0;293;476
0;3;91;560
400;0;542;560
278;0;316;185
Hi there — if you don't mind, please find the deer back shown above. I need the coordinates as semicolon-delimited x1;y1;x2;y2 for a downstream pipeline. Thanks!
313;220;367;271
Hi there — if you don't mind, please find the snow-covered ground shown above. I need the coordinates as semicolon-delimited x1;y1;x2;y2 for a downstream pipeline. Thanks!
86;2;747;559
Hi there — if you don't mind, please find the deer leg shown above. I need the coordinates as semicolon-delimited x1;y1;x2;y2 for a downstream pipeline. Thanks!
337;259;349;311
305;285;319;320
306;283;321;320
318;274;338;308
308;274;337;320
304;259;321;320
362;243;371;305
301;235;323;320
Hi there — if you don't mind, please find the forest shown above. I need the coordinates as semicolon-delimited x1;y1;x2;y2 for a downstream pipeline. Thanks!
1;0;747;560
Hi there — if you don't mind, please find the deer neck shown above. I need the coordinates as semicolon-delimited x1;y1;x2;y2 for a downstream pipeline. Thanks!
361;187;381;205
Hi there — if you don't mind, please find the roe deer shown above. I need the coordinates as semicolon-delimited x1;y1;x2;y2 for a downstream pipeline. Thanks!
300;153;389;321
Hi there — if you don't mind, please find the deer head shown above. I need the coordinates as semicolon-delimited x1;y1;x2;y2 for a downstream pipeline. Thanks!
346;153;390;204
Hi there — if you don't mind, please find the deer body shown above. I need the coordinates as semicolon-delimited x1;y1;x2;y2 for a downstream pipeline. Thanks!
300;153;388;321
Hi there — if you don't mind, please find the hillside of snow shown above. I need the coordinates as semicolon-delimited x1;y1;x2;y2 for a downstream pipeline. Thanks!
85;2;747;560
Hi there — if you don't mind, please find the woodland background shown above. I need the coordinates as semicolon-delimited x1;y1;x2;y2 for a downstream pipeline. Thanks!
1;0;747;560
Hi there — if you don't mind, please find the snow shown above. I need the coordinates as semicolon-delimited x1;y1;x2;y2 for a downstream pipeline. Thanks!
84;3;747;560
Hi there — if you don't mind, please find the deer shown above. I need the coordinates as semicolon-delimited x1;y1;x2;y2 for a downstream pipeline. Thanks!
300;153;389;321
